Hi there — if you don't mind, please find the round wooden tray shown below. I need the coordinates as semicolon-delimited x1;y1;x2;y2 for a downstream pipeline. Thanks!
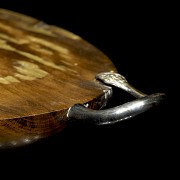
0;9;116;147
0;9;166;149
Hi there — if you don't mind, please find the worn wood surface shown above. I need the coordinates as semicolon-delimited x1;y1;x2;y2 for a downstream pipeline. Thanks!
0;9;117;148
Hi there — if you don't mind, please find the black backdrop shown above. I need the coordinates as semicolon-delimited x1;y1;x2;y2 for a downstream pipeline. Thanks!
0;0;177;176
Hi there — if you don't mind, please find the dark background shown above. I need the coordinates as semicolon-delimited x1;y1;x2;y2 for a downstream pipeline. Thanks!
0;0;177;176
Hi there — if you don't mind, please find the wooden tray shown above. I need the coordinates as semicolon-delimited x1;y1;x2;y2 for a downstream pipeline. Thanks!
0;9;165;148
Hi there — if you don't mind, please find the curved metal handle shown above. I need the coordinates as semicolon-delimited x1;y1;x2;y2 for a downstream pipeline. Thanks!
67;72;166;125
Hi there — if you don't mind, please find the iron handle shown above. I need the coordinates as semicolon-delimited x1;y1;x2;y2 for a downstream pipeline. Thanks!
68;72;166;125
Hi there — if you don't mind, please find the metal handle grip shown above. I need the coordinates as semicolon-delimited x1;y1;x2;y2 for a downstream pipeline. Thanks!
67;72;166;125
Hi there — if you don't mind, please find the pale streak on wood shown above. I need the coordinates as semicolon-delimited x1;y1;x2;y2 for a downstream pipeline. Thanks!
15;73;38;81
0;33;28;44
0;33;55;56
0;22;27;41
0;22;71;54
0;76;20;84
17;50;71;72
0;22;73;54
0;39;75;72
0;38;17;50
0;61;48;84
27;35;69;54
0;22;76;73
14;61;48;81
29;44;53;55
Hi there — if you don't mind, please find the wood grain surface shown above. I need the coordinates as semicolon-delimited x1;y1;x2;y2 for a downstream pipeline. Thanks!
0;8;117;148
